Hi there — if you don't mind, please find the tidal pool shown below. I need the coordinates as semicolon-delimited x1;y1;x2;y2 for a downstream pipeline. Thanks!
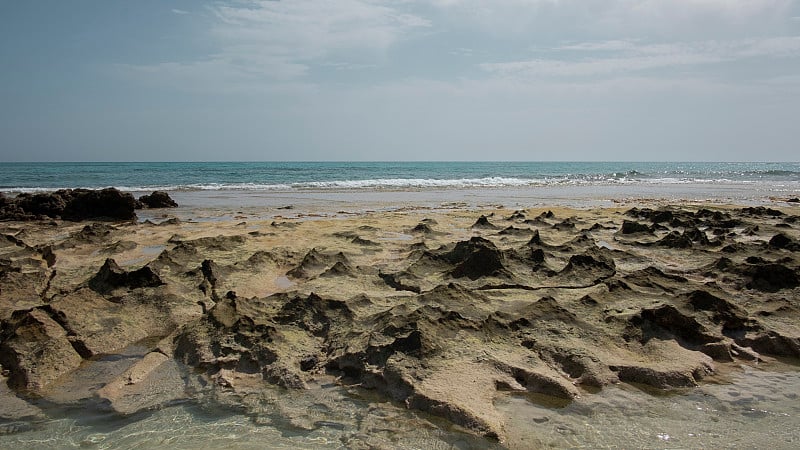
1;364;797;449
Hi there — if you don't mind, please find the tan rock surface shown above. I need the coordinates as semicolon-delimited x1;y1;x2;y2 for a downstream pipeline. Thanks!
1;203;799;442
97;351;186;415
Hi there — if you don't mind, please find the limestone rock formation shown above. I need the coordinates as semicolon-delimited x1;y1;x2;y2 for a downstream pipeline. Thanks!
0;204;798;443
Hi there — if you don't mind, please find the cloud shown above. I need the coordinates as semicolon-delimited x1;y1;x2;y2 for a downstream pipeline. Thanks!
122;0;430;88
481;37;800;78
450;47;474;56
114;59;317;95
171;9;189;15
209;1;430;70
118;0;799;96
558;40;640;52
430;0;795;38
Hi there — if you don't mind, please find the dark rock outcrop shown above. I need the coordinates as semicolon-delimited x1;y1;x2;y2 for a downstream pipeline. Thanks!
498;226;533;236
442;237;510;280
555;250;616;285
739;206;784;217
471;215;499;230
88;258;164;294
138;191;178;209
620;220;653;234
656;231;693;249
769;233;800;251
0;188;137;221
744;263;799;292
411;223;435;234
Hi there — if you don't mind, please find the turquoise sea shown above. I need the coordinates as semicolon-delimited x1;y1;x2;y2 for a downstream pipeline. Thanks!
1;161;799;193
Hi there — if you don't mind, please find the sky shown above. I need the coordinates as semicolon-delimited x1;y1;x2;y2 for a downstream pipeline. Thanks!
1;0;799;162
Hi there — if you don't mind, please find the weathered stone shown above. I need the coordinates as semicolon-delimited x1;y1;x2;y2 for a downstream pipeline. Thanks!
0;309;83;393
88;258;164;294
138;191;178;209
1;189;138;221
97;352;186;415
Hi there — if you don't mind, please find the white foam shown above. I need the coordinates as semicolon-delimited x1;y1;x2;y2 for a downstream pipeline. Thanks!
2;176;797;194
295;177;539;189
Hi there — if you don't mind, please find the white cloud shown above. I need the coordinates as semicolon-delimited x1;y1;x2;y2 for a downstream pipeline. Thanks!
734;36;800;57
559;40;640;52
114;59;316;94
430;0;795;38
450;47;474;56
209;0;430;67
619;0;792;22
120;0;799;96
171;9;189;15
123;0;430;88
482;37;800;78
482;53;718;77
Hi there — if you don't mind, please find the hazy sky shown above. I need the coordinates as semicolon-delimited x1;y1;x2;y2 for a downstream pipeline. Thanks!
1;0;799;162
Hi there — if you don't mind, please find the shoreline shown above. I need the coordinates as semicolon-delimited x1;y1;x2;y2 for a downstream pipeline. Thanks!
1;196;799;447
137;182;800;222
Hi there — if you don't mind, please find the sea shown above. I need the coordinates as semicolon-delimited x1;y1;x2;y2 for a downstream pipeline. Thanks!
2;161;799;215
2;161;799;193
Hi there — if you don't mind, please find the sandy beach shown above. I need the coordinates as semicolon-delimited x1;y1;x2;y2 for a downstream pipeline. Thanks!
1;191;799;447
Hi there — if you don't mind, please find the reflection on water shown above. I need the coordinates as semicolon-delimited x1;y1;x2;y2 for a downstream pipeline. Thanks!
498;364;800;449
1;365;798;449
274;276;294;290
0;382;498;450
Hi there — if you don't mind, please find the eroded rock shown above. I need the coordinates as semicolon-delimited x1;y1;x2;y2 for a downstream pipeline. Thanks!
1;203;798;443
88;259;164;294
97;351;186;415
138;191;178;209
0;309;83;393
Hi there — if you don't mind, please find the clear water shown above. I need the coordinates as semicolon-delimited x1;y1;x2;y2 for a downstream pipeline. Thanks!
499;365;800;449
1;365;798;449
0;383;501;449
1;161;799;193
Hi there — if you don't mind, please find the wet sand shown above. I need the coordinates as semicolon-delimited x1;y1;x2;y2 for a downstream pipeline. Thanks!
1;197;799;447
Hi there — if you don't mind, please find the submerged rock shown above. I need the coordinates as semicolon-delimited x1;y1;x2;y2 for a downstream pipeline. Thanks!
97;351;186;415
0;377;43;422
610;364;712;389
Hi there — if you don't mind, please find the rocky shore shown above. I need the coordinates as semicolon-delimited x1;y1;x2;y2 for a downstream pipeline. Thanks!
0;188;177;221
0;199;798;445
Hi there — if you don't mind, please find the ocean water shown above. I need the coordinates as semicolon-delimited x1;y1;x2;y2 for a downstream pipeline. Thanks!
1;161;799;193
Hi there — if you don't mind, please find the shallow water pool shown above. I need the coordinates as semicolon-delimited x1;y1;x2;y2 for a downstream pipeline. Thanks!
1;364;798;449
